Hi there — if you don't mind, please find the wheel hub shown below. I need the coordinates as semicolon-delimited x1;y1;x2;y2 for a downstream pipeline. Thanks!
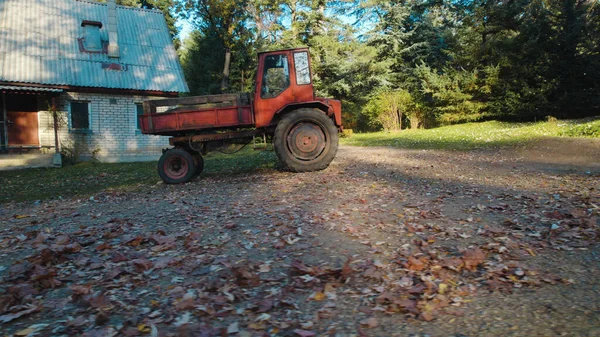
164;157;188;179
287;122;326;161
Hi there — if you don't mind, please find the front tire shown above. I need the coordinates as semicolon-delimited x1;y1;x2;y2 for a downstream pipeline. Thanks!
158;148;197;184
273;109;339;172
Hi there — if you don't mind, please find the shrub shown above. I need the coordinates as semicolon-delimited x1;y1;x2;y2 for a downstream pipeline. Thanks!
560;120;600;138
365;89;417;131
60;134;101;165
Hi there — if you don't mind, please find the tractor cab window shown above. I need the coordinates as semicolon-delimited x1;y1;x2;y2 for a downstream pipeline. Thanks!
261;54;290;99
294;51;311;85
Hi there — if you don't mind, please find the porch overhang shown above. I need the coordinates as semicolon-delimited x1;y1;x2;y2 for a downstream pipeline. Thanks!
0;85;63;94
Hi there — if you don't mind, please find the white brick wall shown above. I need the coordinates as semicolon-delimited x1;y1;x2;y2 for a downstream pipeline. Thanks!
37;92;170;162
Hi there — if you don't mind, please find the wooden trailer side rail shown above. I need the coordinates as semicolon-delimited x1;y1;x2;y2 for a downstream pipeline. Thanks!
140;93;254;135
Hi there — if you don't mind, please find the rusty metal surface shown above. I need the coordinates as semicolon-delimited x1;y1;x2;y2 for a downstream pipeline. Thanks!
286;122;326;160
316;97;343;127
168;129;262;146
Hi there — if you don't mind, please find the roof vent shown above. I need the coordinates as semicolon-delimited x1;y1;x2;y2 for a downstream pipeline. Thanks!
107;0;119;58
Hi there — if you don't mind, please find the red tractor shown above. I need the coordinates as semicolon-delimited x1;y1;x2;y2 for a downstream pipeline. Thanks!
140;48;342;184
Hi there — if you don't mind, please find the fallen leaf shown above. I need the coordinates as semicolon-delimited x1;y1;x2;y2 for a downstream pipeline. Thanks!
150;234;175;245
258;263;271;273
255;313;271;322
71;284;92;297
174;312;192;327
407;256;427;271
131;258;153;272
313;292;326;301
359;317;379;328
227;322;239;334
463;247;486;272
86;293;109;309
232;266;260;287
138;324;151;333
293;329;316;337
248;322;266;330
14;327;36;336
420;310;435;321
0;305;39;323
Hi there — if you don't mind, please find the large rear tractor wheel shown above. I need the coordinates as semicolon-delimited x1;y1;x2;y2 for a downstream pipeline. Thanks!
273;109;339;172
157;148;197;184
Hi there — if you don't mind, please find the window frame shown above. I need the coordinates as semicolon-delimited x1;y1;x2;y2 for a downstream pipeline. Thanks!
83;25;102;51
79;21;106;54
260;54;291;99
293;51;312;86
69;101;92;133
135;103;144;133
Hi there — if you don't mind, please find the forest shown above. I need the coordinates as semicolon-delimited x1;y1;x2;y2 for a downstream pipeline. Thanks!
116;0;600;131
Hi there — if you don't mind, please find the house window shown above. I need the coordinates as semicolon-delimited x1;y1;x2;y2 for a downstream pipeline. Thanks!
70;102;90;131
81;21;103;52
136;103;144;130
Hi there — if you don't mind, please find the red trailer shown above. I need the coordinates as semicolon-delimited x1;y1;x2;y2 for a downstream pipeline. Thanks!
140;48;342;184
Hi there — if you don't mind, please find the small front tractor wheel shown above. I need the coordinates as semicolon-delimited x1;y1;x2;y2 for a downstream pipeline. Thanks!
273;108;339;172
157;148;197;184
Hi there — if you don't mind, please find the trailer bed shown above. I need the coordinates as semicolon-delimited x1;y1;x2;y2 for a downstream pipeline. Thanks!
140;93;254;136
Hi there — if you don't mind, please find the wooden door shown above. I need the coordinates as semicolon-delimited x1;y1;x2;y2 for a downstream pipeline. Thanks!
7;111;39;146
5;94;40;147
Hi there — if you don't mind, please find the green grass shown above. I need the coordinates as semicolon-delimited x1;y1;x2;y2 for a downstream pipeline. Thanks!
2;118;597;204
341;119;600;150
0;148;277;204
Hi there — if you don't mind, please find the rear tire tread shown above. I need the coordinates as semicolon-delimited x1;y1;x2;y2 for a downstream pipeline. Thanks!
157;148;197;184
273;108;339;172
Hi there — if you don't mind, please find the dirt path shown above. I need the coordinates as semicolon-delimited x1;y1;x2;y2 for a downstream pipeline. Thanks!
0;138;599;337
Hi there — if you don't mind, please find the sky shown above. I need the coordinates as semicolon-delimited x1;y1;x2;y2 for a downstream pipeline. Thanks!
174;7;363;43
177;18;193;41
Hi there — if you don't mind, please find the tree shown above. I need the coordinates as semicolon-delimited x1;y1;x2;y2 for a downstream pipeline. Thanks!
310;28;392;130
178;0;256;94
176;0;600;125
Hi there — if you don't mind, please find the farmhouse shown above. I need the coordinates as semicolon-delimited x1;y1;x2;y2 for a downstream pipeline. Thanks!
0;0;188;164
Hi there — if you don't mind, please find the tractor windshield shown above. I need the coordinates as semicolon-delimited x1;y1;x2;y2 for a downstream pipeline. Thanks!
261;54;290;99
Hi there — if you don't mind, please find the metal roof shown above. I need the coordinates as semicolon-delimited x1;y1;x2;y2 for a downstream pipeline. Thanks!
0;85;63;93
0;0;189;93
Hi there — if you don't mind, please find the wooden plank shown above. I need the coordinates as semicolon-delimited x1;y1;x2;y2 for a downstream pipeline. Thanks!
142;101;155;132
236;95;243;123
148;93;241;108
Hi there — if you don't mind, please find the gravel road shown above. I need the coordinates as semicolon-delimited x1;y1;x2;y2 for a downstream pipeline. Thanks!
1;138;599;337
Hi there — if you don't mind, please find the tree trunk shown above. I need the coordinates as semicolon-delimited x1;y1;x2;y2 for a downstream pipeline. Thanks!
221;48;231;93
